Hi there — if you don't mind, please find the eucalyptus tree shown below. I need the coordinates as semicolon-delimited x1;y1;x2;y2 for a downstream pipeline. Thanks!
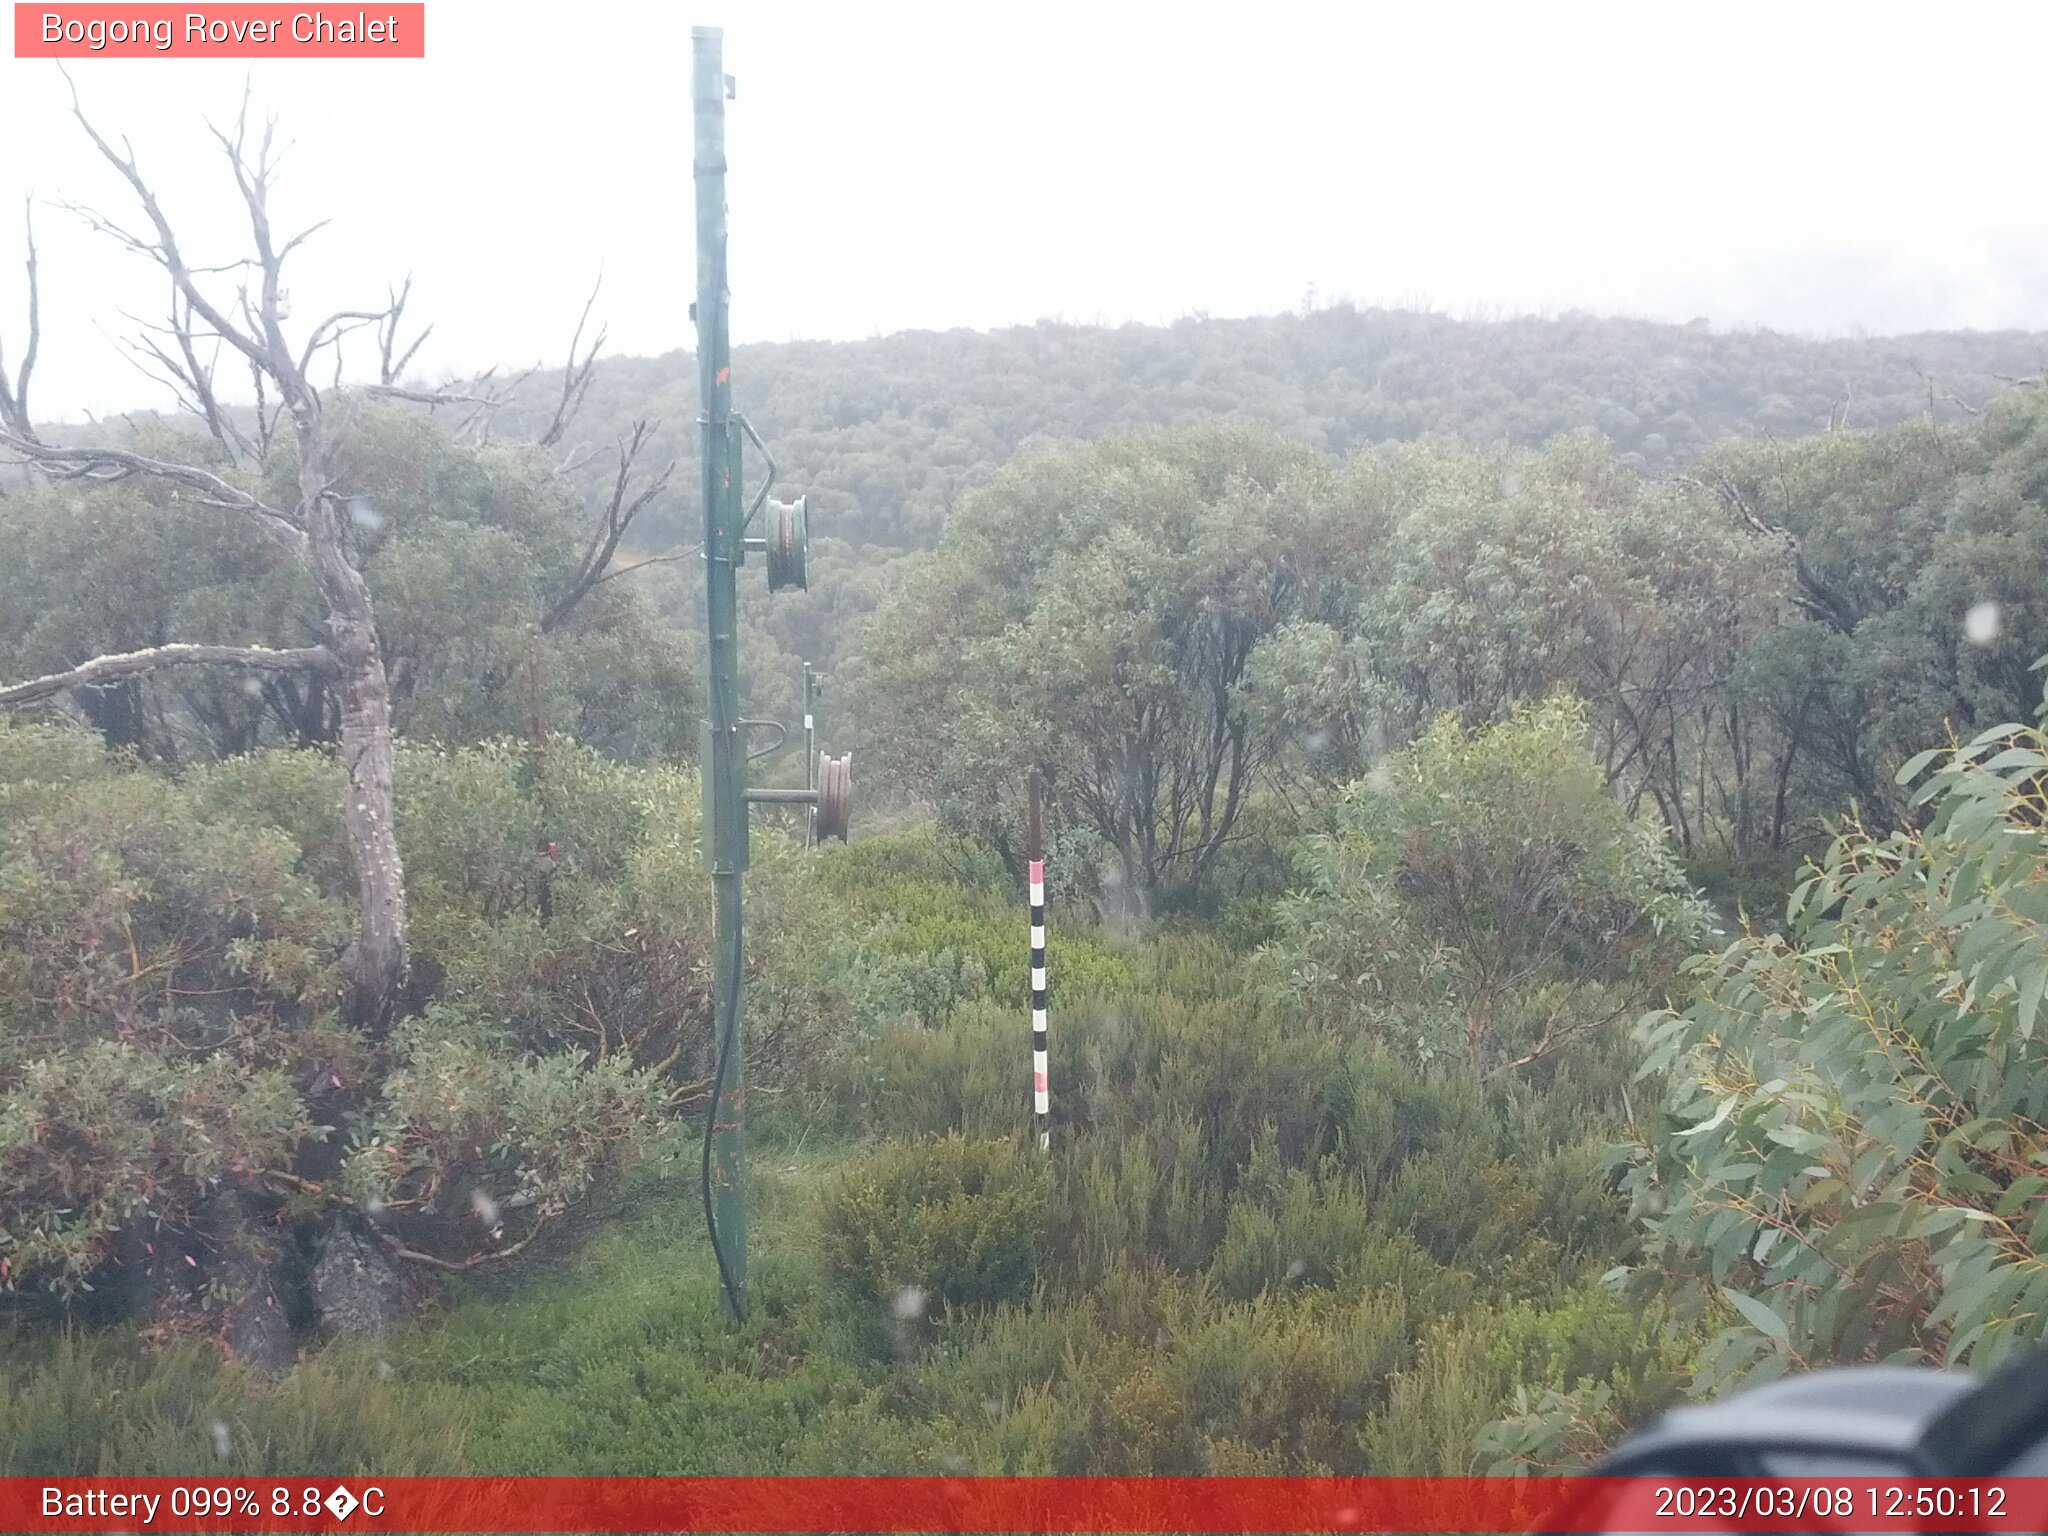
1692;392;2048;836
854;423;1335;914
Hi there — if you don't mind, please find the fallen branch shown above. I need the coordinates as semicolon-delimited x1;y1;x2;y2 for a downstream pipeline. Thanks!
0;641;334;707
366;1214;552;1272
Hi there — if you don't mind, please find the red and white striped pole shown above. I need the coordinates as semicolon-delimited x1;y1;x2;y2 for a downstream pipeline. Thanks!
1027;769;1050;1152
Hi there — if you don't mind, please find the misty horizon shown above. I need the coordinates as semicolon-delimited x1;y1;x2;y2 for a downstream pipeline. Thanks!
5;1;2047;420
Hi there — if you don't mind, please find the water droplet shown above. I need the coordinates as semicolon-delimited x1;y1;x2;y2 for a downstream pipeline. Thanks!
348;498;385;532
980;1397;1002;1418
892;1284;927;1320
1965;601;2002;646
241;675;265;698
375;1359;395;1381
470;1188;501;1227
1285;1258;1307;1280
208;1418;232;1460
363;1195;386;1216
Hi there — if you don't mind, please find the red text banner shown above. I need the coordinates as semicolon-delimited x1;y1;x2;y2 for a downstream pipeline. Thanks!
14;4;425;57
6;1476;2048;1532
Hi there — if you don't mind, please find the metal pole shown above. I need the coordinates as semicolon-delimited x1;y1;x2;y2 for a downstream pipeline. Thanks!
803;664;818;850
1027;769;1050;1152
694;24;747;1321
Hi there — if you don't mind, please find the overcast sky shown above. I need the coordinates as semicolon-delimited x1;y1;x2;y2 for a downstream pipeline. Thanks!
3;0;2046;419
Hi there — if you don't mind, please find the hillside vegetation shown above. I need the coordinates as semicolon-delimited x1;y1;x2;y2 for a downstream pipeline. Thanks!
480;307;2048;727
5;302;2048;1477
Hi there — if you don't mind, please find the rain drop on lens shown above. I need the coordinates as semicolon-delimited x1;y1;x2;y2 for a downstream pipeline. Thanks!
470;1188;501;1226
892;1284;927;1320
1965;600;2001;646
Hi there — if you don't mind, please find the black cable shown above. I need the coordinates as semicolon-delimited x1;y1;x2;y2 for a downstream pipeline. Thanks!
700;960;747;1322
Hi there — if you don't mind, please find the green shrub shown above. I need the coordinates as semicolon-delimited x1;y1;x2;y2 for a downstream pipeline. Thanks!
1265;696;1708;1074
1167;1286;1414;1470
818;1134;1056;1312
1062;1121;1227;1283
1205;1162;1376;1299
1381;1149;1556;1291
0;725;831;1304
1477;1287;1706;1473
1358;1323;1510;1474
1329;1051;1499;1193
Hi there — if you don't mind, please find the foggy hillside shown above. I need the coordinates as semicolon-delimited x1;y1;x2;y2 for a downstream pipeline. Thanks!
498;303;2048;550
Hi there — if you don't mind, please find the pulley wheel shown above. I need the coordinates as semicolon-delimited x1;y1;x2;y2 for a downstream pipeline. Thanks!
816;751;852;842
766;494;808;593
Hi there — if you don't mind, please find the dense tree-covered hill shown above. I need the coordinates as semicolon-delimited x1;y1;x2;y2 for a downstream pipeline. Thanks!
471;305;2048;731
505;304;2048;553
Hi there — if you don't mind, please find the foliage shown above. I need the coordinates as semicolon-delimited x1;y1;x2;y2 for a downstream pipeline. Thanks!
817;1134;1056;1312
0;723;830;1302
547;306;2045;562
851;423;1335;911
0;724;348;1291
0;406;697;765
1625;686;2048;1399
16;303;2048;1476
810;828;1141;1039
1696;392;2048;834
341;1007;671;1252
2;804;1659;1476
1266;696;1711;1072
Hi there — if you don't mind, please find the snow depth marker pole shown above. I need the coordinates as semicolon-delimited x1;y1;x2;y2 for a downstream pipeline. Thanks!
1027;768;1050;1152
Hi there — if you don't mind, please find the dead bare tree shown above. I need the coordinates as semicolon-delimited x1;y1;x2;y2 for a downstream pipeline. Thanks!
0;83;660;1029
540;419;678;633
0;84;438;1028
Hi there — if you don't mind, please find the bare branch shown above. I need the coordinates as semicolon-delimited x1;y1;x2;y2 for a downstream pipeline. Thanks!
457;365;535;445
0;196;39;437
585;549;698;588
0;642;335;708
116;288;261;462
376;276;431;386
275;216;331;265
250;357;281;460
536;277;605;449
366;1214;552;1272
541;419;675;633
553;442;598;478
1682;473;1859;635
297;308;385;382
60;74;277;386
0;430;305;547
364;382;507;409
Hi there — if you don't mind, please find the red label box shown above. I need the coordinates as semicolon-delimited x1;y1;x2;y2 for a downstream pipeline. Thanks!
14;3;425;57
